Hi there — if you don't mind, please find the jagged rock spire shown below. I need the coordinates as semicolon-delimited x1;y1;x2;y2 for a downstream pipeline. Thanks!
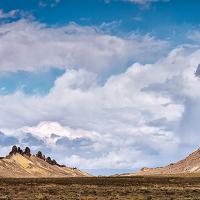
8;145;65;167
36;151;43;159
9;146;31;157
17;147;23;155
24;147;31;157
9;145;18;156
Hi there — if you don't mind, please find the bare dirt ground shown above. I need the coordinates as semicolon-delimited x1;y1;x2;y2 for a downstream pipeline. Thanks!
0;176;200;200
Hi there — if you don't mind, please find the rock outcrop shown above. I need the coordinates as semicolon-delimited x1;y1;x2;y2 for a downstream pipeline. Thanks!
9;146;31;157
8;146;65;167
36;151;44;160
9;145;18;156
0;146;90;178
35;149;65;167
24;147;31;157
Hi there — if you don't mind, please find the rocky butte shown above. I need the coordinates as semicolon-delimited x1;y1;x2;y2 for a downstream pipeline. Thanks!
0;146;90;178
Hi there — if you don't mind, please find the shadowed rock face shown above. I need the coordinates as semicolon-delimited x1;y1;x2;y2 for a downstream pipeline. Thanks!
9;145;18;156
17;147;23;155
24;147;31;157
9;146;30;157
8;146;65;167
36;151;44;160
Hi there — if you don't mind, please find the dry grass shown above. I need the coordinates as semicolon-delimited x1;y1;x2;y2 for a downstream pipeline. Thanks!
0;176;200;199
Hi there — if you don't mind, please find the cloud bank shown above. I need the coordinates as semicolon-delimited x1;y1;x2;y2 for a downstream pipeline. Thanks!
1;43;200;173
0;17;200;175
0;20;167;75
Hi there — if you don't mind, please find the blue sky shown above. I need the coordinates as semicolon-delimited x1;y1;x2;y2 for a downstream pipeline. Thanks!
1;0;200;175
2;0;200;41
1;0;199;94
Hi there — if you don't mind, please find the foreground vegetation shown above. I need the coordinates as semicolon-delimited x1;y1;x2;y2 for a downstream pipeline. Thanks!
0;176;200;199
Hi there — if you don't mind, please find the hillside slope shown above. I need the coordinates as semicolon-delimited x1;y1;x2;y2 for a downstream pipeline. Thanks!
121;148;200;176
0;146;90;178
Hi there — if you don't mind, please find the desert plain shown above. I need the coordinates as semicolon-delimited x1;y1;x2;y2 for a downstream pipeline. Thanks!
0;176;200;200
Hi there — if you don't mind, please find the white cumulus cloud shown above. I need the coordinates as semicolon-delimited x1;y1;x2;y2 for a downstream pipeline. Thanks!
2;45;200;172
0;19;168;75
1;18;200;174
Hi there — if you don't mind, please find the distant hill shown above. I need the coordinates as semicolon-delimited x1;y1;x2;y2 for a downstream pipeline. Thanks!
120;148;200;176
0;146;90;178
